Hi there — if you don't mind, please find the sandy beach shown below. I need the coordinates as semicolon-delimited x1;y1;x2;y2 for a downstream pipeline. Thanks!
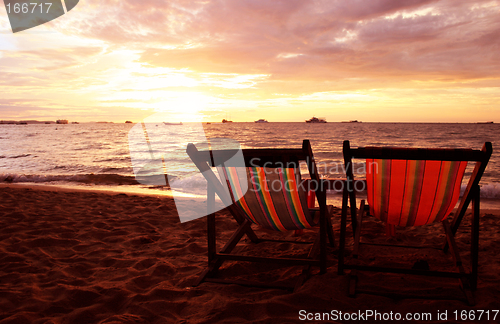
1;185;500;323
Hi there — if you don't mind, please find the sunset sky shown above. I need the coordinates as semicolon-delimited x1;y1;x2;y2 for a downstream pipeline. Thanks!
0;0;499;123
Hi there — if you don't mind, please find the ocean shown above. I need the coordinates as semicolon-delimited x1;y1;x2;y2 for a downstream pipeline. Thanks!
1;122;499;209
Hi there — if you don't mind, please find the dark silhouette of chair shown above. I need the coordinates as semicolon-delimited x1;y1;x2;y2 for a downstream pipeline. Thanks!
187;139;335;291
339;140;492;305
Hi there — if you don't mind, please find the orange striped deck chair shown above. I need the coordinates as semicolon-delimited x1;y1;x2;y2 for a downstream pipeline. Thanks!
338;141;492;305
187;140;335;291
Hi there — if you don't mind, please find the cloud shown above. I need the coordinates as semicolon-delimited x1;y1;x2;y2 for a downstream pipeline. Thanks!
89;0;494;85
1;46;102;69
1;0;499;121
11;0;500;85
0;98;54;119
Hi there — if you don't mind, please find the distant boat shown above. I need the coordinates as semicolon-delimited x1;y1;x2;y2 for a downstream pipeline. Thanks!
163;122;183;125
125;121;133;123
342;120;362;123
477;121;494;124
222;119;233;123
71;122;79;124
305;117;327;123
255;119;268;123
56;119;68;124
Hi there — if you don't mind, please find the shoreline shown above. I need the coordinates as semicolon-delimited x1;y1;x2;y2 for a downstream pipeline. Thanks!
3;182;500;211
0;182;176;198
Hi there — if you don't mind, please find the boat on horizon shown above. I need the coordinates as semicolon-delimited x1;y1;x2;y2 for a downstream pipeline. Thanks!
255;119;268;123
163;122;183;125
305;117;327;123
56;119;68;124
222;119;233;123
477;121;494;124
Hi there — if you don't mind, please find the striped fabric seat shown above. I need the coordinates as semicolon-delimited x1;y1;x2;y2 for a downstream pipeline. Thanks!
340;141;492;304
188;140;335;290
366;159;467;226
218;166;318;231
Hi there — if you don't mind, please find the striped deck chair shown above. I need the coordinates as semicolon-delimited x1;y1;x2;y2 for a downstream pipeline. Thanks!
338;141;492;305
187;140;335;291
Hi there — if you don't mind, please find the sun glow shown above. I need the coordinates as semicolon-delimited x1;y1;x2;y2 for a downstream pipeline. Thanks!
155;92;211;122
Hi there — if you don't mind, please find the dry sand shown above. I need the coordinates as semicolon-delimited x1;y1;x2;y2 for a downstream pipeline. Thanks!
1;185;499;323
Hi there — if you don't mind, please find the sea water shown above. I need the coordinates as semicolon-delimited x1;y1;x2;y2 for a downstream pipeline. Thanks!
1;122;499;208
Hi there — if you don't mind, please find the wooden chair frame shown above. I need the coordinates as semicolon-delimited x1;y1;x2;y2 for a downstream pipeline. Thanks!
187;139;335;291
338;140;492;305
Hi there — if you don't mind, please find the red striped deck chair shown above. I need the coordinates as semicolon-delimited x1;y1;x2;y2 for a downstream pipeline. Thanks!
187;140;335;291
338;140;492;305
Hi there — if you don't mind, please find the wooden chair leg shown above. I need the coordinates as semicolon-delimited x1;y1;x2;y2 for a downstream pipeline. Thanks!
227;205;260;243
326;208;335;248
194;186;217;286
471;185;480;291
295;205;335;291
194;219;253;286
207;213;216;264
294;231;322;292
348;200;364;298
207;186;216;264
352;200;364;258
320;206;327;274
443;219;475;306
338;188;349;275
349;190;357;236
